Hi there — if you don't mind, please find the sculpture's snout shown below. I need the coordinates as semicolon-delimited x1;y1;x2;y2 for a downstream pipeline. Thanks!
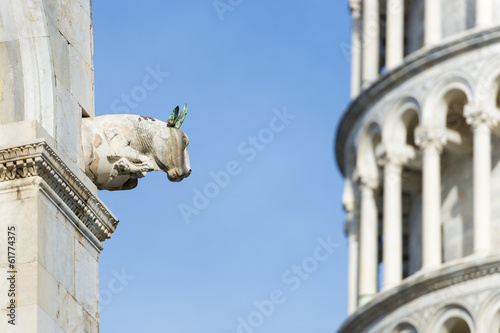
166;158;191;182
167;168;191;182
164;127;191;183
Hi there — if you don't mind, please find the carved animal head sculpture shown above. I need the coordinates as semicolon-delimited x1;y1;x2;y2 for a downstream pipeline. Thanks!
163;105;191;182
82;105;191;191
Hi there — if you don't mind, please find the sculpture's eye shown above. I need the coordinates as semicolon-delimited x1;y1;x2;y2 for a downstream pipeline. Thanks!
183;136;189;147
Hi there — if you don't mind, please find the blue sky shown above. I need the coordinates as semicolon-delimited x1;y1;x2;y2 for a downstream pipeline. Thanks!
93;1;351;332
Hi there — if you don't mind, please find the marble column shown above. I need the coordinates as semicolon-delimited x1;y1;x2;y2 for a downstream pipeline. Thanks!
424;0;441;47
465;107;496;254
343;179;359;314
358;177;379;306
416;127;446;269
386;0;404;70
362;0;380;88
381;150;405;290
350;0;363;98
476;0;494;28
347;207;359;314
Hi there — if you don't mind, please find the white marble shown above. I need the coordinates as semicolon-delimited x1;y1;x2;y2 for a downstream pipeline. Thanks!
361;0;380;87
349;0;362;98
340;4;500;332
358;180;378;306
477;0;493;28
0;138;117;333
74;239;99;319
416;127;445;270
0;1;120;332
381;153;403;289
386;0;404;70
424;0;442;46
466;106;496;254
82;113;191;191
55;78;82;165
69;45;94;116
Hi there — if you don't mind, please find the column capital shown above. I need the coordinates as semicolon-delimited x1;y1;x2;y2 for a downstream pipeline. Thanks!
359;175;378;192
415;126;447;153
375;144;414;168
464;104;498;129
350;0;362;16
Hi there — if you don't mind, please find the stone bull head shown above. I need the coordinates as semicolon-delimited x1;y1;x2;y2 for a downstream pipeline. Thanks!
82;105;191;191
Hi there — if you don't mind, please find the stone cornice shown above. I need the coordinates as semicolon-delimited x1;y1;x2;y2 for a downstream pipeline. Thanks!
0;140;118;242
335;26;500;176
338;255;500;332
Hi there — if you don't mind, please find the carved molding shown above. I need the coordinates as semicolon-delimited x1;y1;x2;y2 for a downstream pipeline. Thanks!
0;140;118;241
338;256;500;332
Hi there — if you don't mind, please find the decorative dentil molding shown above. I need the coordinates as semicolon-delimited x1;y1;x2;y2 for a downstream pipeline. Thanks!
0;140;118;242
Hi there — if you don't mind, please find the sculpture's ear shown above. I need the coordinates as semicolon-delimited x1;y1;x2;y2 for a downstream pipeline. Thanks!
175;104;188;129
167;106;180;127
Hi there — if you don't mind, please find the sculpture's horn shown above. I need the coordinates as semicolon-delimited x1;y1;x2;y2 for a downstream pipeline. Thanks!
167;106;180;127
175;104;187;129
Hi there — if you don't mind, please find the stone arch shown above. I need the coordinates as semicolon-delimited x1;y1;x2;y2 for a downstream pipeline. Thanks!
424;75;475;261
422;72;474;128
422;72;474;157
383;95;422;145
381;95;423;278
475;54;500;113
0;0;55;132
477;291;500;332
357;121;383;186
429;303;475;333
392;321;418;333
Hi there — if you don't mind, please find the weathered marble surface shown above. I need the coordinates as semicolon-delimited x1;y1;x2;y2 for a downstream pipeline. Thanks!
0;134;116;333
82;113;191;191
0;0;94;169
0;0;192;331
339;255;500;332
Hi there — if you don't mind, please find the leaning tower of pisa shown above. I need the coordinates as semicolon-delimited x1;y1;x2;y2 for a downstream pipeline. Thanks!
336;1;500;332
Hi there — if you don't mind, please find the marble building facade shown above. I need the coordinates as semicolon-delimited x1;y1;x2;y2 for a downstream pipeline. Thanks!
337;0;500;332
